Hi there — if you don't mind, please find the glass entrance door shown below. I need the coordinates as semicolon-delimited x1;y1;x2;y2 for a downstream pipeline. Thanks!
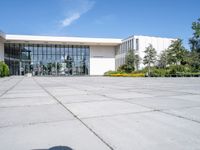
20;61;31;75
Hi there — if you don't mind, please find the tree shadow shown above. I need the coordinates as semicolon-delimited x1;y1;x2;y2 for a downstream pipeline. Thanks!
33;145;73;150
48;146;73;150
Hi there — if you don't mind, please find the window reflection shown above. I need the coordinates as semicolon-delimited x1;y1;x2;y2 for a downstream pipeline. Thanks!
4;43;90;76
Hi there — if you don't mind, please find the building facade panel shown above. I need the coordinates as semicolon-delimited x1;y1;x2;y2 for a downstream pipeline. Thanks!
90;46;115;75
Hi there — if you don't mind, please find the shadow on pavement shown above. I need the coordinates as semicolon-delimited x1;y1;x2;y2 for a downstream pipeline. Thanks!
33;146;73;150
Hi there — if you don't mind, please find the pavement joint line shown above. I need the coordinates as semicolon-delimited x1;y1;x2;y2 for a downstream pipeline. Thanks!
62;99;116;105
0;96;53;100
123;98;200;124
87;88;196;99
125;84;200;96
142;87;200;96
162;105;200;111
0;103;60;108
127;90;196;98
95;93;200;124
0;118;76;129
93;93;155;110
80;110;157;120
119;96;200;103
33;77;115;150
159;111;200;124
122;98;200;112
0;96;53;99
0;77;24;98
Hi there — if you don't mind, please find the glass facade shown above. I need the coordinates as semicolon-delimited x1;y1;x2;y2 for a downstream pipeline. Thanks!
4;43;90;76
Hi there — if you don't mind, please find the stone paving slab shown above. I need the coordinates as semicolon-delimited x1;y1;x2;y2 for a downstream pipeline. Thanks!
0;97;57;107
0;120;110;150
102;91;153;99
0;104;74;127
65;100;152;118
56;94;112;104
46;89;88;96
168;94;200;102
83;111;200;150
126;97;200;110
164;107;200;122
1;92;50;98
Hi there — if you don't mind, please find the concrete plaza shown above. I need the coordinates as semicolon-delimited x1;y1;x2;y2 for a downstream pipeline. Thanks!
0;77;200;150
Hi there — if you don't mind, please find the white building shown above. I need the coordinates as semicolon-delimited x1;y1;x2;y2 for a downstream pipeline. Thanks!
115;35;175;69
0;31;175;76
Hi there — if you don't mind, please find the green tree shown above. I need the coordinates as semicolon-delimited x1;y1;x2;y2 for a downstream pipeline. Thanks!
166;39;187;65
143;44;157;76
135;54;141;70
158;50;168;68
124;49;135;73
117;49;137;73
187;51;200;71
189;18;200;52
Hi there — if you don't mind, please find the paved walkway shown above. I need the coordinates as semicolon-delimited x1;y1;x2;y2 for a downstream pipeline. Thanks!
0;77;200;150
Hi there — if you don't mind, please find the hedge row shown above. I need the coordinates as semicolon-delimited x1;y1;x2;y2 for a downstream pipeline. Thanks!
149;73;200;77
0;61;9;77
104;70;200;77
109;73;145;77
104;71;145;77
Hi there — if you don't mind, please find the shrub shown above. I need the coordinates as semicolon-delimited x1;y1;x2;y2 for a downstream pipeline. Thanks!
0;61;9;77
104;70;145;77
117;64;133;73
110;73;145;77
104;70;120;76
3;63;9;76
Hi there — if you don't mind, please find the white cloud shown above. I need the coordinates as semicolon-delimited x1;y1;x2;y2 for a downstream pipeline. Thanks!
60;0;95;27
61;13;81;27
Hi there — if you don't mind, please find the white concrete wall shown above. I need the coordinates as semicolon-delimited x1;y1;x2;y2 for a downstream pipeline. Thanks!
0;42;4;61
90;46;115;75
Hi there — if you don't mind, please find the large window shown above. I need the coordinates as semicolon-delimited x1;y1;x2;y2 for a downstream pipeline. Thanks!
136;39;139;50
4;43;90;76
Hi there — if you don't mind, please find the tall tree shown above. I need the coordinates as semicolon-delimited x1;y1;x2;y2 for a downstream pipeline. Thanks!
189;18;200;52
166;39;187;65
135;54;141;70
124;49;135;73
187;51;200;71
143;44;157;76
158;50;168;68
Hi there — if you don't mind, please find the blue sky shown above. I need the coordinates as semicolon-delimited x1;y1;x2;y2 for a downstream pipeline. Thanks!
0;0;199;48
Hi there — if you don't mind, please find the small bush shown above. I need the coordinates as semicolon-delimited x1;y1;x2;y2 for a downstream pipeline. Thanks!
104;70;120;76
117;64;132;73
104;70;145;77
0;61;9;77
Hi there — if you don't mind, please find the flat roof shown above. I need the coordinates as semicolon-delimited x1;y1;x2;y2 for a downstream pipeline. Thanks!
5;34;122;46
122;35;176;42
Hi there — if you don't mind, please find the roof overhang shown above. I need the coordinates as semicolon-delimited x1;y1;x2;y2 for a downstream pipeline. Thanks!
5;34;122;46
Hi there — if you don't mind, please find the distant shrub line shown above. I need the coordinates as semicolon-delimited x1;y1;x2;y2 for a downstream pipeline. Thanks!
104;65;200;77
